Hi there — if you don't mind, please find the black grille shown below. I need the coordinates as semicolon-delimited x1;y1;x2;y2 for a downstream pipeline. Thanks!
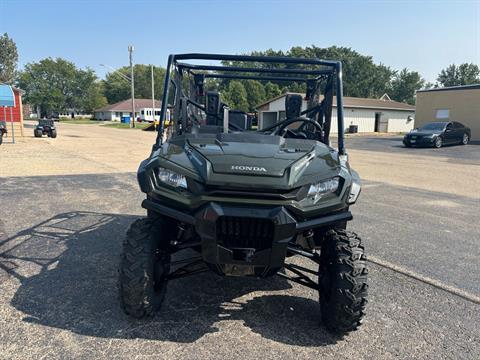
216;216;274;250
203;185;301;200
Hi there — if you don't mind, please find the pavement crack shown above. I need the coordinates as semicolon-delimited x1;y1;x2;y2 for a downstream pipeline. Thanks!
368;255;480;305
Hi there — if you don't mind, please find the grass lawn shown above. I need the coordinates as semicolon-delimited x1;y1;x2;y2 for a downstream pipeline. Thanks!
101;122;152;130
58;118;103;124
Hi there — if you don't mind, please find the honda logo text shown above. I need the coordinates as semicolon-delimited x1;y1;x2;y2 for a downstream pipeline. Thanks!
231;165;267;172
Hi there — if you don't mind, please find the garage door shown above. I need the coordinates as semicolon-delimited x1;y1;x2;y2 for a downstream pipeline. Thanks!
262;112;278;129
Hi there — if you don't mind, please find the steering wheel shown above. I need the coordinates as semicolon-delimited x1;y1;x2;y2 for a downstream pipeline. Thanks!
272;117;323;140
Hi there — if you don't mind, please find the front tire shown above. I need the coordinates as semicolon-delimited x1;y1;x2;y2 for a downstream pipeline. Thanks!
50;130;57;138
434;136;442;148
319;229;368;334
34;129;42;137
462;133;469;145
119;217;171;318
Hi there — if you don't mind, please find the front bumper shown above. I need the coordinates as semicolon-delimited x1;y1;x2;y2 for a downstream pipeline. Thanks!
403;136;435;146
36;126;54;133
143;199;351;277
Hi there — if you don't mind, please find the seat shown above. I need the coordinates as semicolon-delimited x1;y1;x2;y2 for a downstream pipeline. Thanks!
228;110;248;130
205;91;221;125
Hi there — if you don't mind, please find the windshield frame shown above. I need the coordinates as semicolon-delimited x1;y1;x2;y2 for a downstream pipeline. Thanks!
154;53;346;155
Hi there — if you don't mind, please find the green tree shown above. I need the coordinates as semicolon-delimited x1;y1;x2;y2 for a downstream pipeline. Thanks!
103;64;166;103
223;81;249;112
243;80;266;111
264;82;281;100
75;70;107;112
437;63;480;87
0;33;18;83
222;45;395;101
17;58;104;116
390;68;425;105
293;46;395;98
422;82;437;90
102;68;130;103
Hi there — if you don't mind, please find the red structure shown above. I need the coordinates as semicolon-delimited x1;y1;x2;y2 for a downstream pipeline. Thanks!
0;87;24;136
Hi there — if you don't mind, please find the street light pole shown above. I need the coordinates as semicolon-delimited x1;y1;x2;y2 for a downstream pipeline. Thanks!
128;45;135;128
151;64;155;124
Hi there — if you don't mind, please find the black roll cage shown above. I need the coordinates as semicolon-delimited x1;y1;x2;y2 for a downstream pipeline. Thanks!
155;53;346;155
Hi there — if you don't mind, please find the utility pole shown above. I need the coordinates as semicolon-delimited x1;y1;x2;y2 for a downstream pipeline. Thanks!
151;64;155;124
128;45;135;128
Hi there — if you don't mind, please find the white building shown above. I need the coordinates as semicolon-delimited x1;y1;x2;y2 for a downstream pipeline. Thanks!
56;110;93;119
93;99;162;122
257;93;415;133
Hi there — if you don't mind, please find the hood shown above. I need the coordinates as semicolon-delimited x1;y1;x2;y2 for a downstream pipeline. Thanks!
180;133;341;189
154;132;341;190
187;133;317;177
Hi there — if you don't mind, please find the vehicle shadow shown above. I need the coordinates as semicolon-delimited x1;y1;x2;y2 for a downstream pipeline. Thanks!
392;143;474;150
0;211;339;346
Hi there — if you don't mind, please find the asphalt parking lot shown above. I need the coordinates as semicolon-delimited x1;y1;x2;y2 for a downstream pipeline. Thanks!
1;124;479;359
345;134;480;165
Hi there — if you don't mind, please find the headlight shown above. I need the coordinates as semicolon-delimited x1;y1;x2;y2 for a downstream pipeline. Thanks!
307;177;340;203
156;168;188;189
348;181;361;204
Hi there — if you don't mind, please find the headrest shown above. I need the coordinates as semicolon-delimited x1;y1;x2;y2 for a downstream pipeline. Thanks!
228;110;248;130
285;94;303;119
205;91;221;116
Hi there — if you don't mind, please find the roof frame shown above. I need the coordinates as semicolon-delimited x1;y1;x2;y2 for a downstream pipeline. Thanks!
172;53;339;67
199;72;314;83
177;62;332;76
155;53;346;155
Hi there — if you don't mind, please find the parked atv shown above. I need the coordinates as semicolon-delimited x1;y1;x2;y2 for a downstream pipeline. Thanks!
119;53;367;335
34;119;57;138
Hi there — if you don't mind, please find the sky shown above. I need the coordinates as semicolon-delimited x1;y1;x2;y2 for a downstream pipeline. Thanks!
1;0;479;83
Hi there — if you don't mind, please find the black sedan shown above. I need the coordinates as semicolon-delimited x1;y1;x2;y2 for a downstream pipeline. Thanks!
403;121;471;148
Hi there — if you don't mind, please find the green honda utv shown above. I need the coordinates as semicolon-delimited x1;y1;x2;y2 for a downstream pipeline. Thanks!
119;54;367;334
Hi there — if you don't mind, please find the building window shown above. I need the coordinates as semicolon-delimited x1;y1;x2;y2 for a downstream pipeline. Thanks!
435;109;449;119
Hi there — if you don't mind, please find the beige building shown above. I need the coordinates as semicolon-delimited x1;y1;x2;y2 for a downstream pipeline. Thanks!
415;84;480;140
257;93;415;133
